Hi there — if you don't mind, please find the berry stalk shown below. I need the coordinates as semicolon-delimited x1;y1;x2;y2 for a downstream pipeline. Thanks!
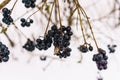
74;0;87;44
76;0;99;50
44;1;55;37
56;0;62;28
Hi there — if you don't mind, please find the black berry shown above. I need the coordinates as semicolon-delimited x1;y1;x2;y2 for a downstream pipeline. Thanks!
2;8;13;25
78;45;88;53
22;0;36;8
89;45;93;51
23;39;35;52
20;18;33;27
92;48;108;70
0;42;10;63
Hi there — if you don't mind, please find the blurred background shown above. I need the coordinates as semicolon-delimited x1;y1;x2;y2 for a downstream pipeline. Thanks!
0;0;120;80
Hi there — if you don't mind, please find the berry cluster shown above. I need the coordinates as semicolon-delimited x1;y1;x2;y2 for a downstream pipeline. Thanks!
23;39;35;52
20;18;33;27
56;47;71;58
78;44;93;53
35;34;52;50
0;42;10;63
35;25;73;58
2;8;13;25
92;48;108;70
51;25;73;58
22;0;36;8
107;44;117;53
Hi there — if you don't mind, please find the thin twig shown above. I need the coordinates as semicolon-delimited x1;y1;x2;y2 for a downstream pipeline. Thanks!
77;0;99;50
4;32;15;47
56;0;62;28
44;1;55;36
27;10;39;20
10;0;18;13
12;22;28;39
74;0;87;44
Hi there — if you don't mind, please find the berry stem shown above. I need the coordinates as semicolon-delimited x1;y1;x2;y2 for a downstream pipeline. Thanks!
75;0;99;50
12;22;28;39
36;1;55;24
78;53;83;63
79;5;99;50
36;0;47;10
27;0;48;20
10;0;18;13
54;0;58;24
14;2;42;22
68;7;77;26
54;46;60;55
4;32;14;47
74;0;87;44
56;0;62;28
14;9;33;22
26;10;39;20
44;1;55;37
0;24;14;47
0;0;11;10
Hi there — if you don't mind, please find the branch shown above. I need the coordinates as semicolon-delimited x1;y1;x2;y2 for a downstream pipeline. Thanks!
0;0;11;10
